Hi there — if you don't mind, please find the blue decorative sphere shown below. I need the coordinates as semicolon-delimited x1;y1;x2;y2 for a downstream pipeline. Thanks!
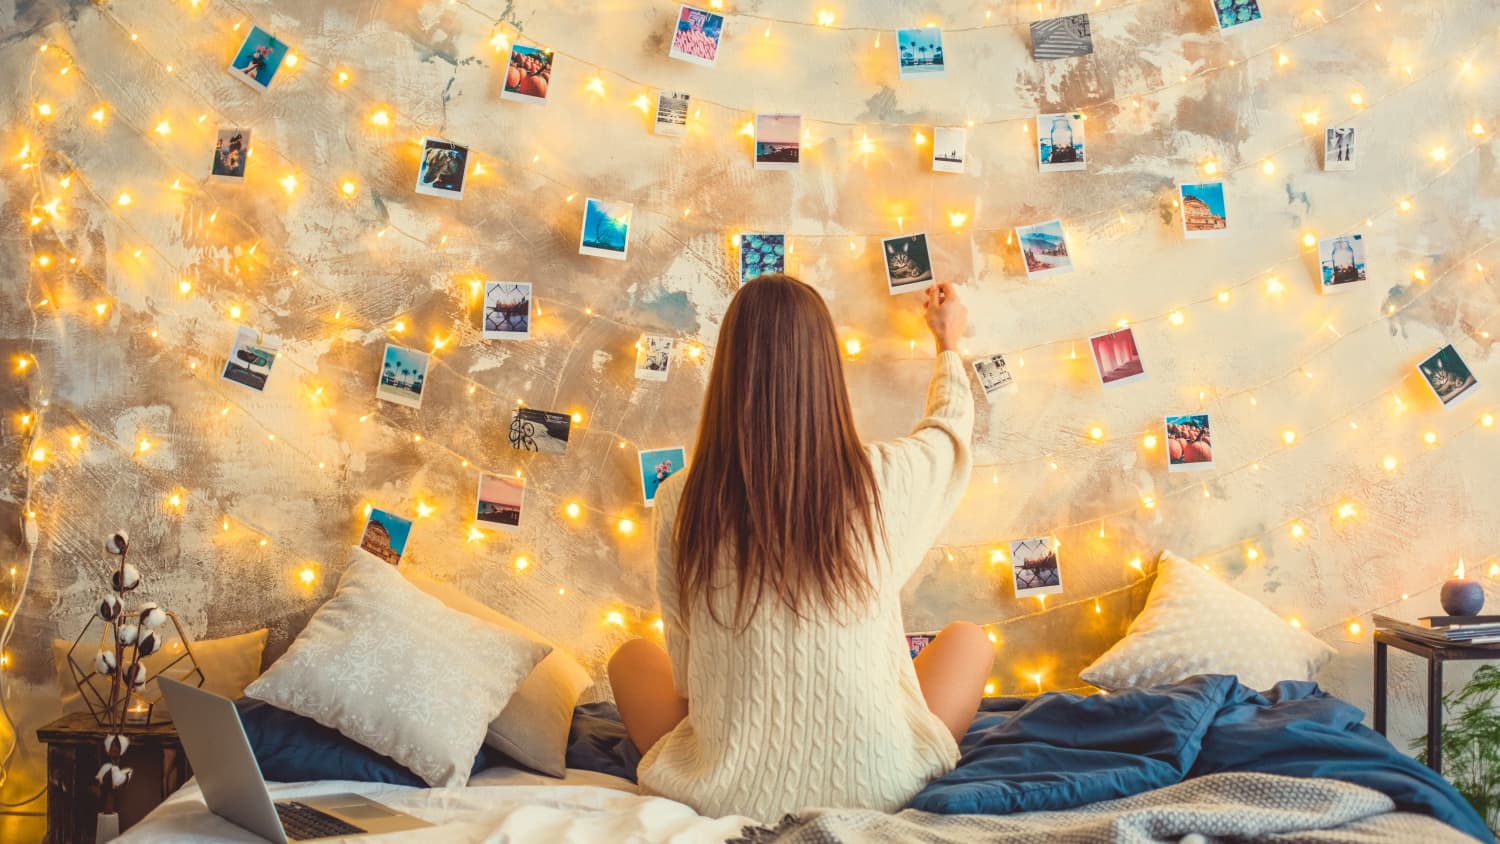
1440;579;1486;617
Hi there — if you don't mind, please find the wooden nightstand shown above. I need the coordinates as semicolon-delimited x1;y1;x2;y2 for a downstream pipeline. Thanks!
1372;628;1500;775
36;712;191;844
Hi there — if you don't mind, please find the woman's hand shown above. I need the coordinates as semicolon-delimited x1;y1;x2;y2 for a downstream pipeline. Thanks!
923;283;967;354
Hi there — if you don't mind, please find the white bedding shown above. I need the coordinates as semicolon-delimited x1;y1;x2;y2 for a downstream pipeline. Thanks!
118;768;759;843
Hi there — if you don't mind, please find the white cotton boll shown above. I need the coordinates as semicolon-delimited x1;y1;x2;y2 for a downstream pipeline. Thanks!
112;563;142;592
95;650;117;675
137;630;162;657
138;603;167;629
103;734;130;756
124;661;149;688
98;594;123;621
116;624;138;646
105;531;129;555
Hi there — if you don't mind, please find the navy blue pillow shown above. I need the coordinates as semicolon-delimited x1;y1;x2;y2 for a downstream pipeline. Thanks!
564;702;641;783
234;698;499;786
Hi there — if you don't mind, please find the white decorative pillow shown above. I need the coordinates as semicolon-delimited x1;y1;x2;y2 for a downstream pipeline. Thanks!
406;571;593;777
1081;551;1335;692
245;549;550;787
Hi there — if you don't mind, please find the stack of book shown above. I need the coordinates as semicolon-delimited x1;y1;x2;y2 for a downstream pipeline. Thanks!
1373;614;1500;646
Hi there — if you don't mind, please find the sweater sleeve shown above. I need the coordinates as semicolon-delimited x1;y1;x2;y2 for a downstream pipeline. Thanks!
653;475;691;699
865;350;975;584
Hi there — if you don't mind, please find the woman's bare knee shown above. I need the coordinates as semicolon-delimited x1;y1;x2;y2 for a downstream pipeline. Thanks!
939;621;994;656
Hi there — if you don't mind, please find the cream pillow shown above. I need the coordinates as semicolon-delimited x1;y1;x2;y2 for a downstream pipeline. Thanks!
245;549;550;787
406;572;593;777
1080;551;1335;692
53;628;268;718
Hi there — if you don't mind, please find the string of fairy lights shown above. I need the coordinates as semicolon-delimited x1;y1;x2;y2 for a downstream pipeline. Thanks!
1;0;1498;786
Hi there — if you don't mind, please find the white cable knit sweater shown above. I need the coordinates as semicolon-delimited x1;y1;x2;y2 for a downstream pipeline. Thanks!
637;350;976;822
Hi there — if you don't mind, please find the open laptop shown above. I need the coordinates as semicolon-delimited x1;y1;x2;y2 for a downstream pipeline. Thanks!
158;677;432;842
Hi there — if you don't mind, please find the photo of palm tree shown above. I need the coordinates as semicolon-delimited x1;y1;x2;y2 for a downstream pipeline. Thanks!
375;344;430;409
897;27;945;78
579;197;633;260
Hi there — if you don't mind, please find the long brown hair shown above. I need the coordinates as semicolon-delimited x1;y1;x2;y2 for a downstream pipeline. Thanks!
674;274;884;629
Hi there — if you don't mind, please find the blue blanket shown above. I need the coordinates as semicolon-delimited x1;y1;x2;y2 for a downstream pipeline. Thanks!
908;674;1491;842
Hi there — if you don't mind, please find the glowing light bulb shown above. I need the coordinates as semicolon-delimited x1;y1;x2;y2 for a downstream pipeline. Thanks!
36;102;53;117
1472;121;1487;135
605;611;626;627
1336;502;1358;519
30;447;46;463
1412;267;1427;282
632;94;650;112
1348;621;1362;635
1423;430;1439;445
514;556;530;571
1276;51;1291;67
299;567;316;585
369;109;391;127
1349;91;1364;106
1301;110;1319;125
947;211;968;228
1141;495;1157;510
1382;455;1399;472
178;280;192;295
1288;617;1302;629
1265;276;1285;295
989;548;1005;565
153;120;171;136
91;107;106;123
1482;412;1495;428
913;130;927;145
983;681;997;696
341;179;357;196
283;52;298;68
843;337;862;357
1128;557;1143;573
1281;430;1297;445
1430;145;1448;162
1217;290;1231;304
336;69;351;85
617;518;636;536
1290;523;1305;539
1142;433;1158;449
584;76;606;96
1301;232;1317;248
1088;426;1105;441
816;9;836;26
1398;197;1412;213
167;493;183;509
565;502;582;519
279;174;298;194
1261;159;1276;175
1167;310;1185;326
116;192;132;206
69;434;81;449
1200;160;1219;176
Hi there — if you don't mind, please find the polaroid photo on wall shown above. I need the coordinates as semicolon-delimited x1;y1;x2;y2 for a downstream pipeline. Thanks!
221;326;280;392
360;508;413;565
415;138;469;200
1318;234;1367;294
640;446;688;507
227;25;289;93
209;128;251;183
1165;413;1215;472
896;27;945;79
669;5;724;67
1037;113;1086;172
882;233;935;295
906;633;936;659
580;198;633;260
1016;219;1074;279
655;91;691;137
1325;126;1356;171
510;408;571;454
972;354;1017;398
482;282;532;340
1089;327;1146;388
932;126;967;174
502;44;553;104
375;344;430;409
1416;344;1479;409
636;335;674;381
1008;536;1063;599
740;233;786;282
1212;0;1262;31
1179;182;1229;239
754;114;802;170
1031;14;1093;60
475;473;525;532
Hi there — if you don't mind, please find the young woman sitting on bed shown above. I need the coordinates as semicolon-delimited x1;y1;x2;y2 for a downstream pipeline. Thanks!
609;274;994;821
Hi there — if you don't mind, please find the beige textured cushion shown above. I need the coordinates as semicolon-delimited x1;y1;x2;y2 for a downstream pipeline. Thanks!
53;628;268;718
245;549;550;787
1081;551;1336;692
406;572;593;777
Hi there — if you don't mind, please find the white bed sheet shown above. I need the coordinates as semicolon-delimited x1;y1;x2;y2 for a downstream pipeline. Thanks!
117;769;759;843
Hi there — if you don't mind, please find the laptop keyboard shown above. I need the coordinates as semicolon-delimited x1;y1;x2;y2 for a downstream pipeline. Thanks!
275;801;367;840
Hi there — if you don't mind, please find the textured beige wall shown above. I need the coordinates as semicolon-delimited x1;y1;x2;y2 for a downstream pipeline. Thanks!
2;0;1499;818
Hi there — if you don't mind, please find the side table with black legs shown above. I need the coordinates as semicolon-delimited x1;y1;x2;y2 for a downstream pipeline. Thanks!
1372;628;1500;775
